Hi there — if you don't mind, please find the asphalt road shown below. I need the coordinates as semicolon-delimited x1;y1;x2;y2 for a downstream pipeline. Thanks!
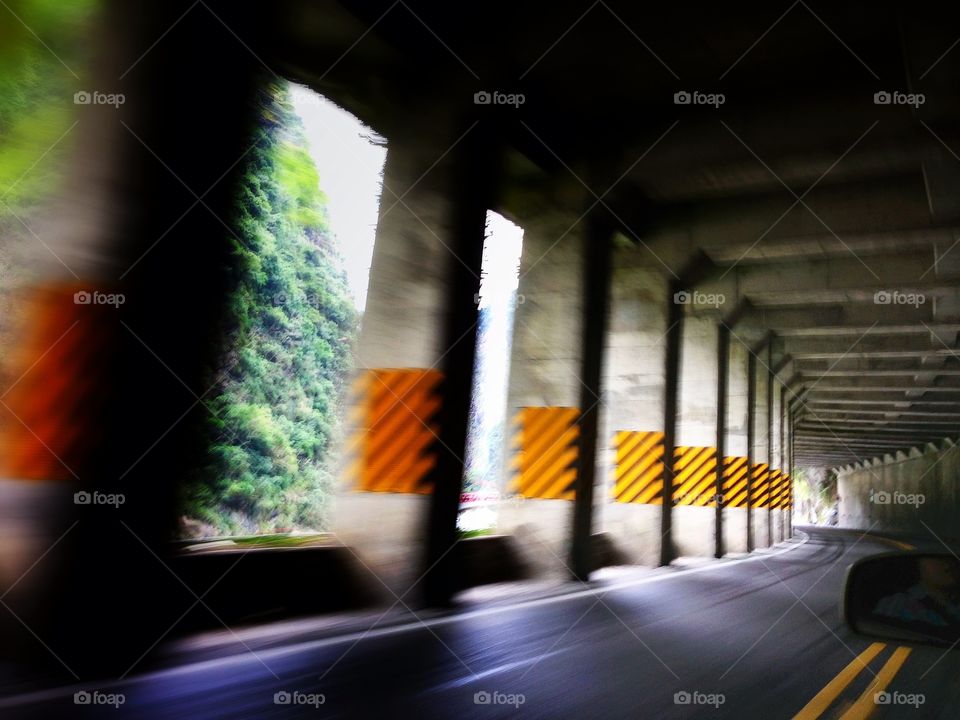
6;526;960;719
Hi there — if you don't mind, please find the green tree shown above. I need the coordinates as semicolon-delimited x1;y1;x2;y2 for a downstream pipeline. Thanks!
181;81;357;535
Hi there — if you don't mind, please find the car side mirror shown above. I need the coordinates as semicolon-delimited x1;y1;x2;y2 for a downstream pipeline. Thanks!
843;552;960;647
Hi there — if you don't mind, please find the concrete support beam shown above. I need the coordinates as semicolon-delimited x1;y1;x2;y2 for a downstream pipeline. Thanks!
706;227;958;265
804;386;960;396
804;398;960;406
715;323;729;558
746;350;756;552
422;127;499;606
766;343;774;546
660;281;684;566
778;324;960;337
783;335;958;357
570;212;614;581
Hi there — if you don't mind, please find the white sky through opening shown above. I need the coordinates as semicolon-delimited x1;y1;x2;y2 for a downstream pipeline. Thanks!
460;211;524;531
290;83;387;313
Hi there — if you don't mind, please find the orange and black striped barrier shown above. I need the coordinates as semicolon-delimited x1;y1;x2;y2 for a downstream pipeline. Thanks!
612;430;665;504
0;282;117;481
722;456;749;508
751;462;770;508
346;368;442;493
780;472;791;509
768;468;782;509
510;406;579;500
672;446;719;506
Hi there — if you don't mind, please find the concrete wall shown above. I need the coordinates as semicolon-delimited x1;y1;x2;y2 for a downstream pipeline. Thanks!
727;339;750;457
334;136;456;594
673;315;720;557
724;339;751;553
725;508;749;554
598;251;668;566
838;443;960;543
497;205;586;574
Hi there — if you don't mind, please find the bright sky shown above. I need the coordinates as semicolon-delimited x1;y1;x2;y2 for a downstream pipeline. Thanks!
290;83;387;313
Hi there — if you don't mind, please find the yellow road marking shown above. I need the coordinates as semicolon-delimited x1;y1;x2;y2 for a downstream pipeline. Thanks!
884;539;916;551
791;642;886;720
839;646;912;720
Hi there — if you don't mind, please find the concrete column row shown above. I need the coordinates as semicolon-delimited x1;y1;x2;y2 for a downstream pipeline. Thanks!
347;134;800;601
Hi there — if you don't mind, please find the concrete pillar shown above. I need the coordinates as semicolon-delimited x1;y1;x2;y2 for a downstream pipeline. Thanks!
778;375;787;538
660;280;685;565
751;344;771;548
673;315;719;558
498;199;586;577
598;255;667;567
422;127;500;605
337;126;461;595
715;324;729;557
746;352;756;552
725;330;750;553
3;0;263;678
766;343;775;546
570;213;614;580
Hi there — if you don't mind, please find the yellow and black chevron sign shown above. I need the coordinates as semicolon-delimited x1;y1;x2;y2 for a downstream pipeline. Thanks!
347;368;442;493
784;474;793;509
722;456;749;508
673;446;720;506
510;407;579;499
768;468;783;509
752;462;770;508
612;430;665;504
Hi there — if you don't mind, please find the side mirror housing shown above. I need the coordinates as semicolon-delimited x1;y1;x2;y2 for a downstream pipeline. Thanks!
843;552;960;647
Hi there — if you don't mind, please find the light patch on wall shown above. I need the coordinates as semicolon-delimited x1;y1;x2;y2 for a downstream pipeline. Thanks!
460;211;524;532
290;84;387;313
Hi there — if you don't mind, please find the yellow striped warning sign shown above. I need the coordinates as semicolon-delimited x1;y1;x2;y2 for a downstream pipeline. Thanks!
672;446;720;506
769;469;784;509
752;463;770;508
612;430;665;504
722;456;749;508
779;473;792;509
510;407;579;499
347;368;442;493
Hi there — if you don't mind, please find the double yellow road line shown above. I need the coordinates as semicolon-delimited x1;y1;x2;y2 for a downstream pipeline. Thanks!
793;642;913;720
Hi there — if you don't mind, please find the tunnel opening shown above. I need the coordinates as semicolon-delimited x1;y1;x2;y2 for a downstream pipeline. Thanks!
459;210;524;533
177;80;386;540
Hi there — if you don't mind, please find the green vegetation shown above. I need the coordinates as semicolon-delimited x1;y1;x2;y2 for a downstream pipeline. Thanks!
178;533;334;553
180;81;357;536
0;0;98;389
0;0;96;215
